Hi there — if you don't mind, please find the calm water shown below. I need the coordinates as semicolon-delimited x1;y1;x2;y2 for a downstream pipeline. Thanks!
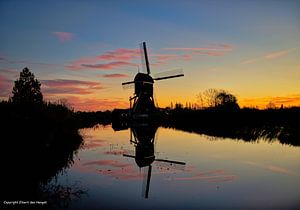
52;125;300;210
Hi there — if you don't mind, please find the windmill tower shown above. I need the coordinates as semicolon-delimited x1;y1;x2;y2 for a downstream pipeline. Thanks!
122;42;184;119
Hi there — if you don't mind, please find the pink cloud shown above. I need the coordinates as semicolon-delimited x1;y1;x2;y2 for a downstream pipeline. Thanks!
173;169;236;182
104;149;127;155
78;159;143;180
0;68;19;77
242;161;296;176
52;31;75;42
242;47;299;64
83;160;132;168
46;96;128;111
98;166;143;180
267;165;295;176
101;74;128;78
41;79;104;95
83;139;107;149
0;74;13;98
241;58;260;64
68;43;216;71
264;47;298;59
83;142;105;150
81;61;136;70
192;51;226;56
95;48;140;61
66;48;140;71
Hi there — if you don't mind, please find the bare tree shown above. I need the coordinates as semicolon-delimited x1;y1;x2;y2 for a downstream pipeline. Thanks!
196;88;239;109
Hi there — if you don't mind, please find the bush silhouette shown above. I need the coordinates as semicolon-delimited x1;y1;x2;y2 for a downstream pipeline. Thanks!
10;67;43;104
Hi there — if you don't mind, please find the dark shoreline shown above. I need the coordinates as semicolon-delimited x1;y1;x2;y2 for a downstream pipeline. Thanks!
1;101;299;208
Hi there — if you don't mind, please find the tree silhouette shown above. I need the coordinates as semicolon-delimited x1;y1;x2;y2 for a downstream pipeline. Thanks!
11;67;43;104
196;88;239;109
215;92;239;110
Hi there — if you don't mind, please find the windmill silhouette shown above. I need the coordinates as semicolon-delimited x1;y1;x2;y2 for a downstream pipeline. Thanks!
123;125;186;198
122;42;184;120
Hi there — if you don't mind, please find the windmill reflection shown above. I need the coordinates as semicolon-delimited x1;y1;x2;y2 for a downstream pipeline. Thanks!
122;124;185;198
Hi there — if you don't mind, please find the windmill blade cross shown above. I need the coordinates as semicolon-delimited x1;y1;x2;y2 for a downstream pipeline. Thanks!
153;73;184;81
122;81;135;85
123;154;135;158
154;158;186;165
153;68;184;81
140;42;151;74
142;165;152;199
122;83;134;90
154;158;186;171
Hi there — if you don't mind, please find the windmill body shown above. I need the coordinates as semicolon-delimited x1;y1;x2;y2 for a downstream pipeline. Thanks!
131;73;155;116
122;42;184;121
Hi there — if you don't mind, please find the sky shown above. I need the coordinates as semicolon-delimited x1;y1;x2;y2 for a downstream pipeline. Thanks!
0;0;300;110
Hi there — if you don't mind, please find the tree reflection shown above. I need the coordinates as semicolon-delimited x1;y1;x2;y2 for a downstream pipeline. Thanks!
161;108;300;146
2;117;85;208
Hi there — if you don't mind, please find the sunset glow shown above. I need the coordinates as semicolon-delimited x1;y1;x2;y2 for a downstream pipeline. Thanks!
1;1;299;110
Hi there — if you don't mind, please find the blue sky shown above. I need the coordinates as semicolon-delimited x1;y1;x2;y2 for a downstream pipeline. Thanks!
1;0;300;110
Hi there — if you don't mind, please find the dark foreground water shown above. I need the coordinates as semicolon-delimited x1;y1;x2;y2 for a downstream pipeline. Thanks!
51;125;300;210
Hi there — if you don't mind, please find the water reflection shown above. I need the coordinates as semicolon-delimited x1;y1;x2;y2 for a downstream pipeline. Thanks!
50;124;300;210
120;124;185;198
163;122;300;146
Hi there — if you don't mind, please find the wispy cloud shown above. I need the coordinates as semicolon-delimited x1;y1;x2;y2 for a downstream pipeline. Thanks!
162;44;233;61
163;44;233;56
49;96;128;111
0;56;60;67
83;160;131;168
173;169;236;182
66;48;140;71
264;47;298;59
95;48;140;61
267;165;295;176
81;61;136;70
83;139;106;150
52;31;75;42
0;74;13;97
243;161;296;176
41;79;104;95
163;44;233;52
101;73;128;78
0;68;19;77
242;47;299;64
66;44;222;71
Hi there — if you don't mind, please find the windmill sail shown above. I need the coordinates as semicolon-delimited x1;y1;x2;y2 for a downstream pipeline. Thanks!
140;42;151;74
142;165;152;198
153;68;184;81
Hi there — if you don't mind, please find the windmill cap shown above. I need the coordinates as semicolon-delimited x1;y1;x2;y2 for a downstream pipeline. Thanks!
134;73;154;83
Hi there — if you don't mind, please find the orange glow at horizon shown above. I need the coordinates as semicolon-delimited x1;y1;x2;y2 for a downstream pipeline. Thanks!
49;93;300;111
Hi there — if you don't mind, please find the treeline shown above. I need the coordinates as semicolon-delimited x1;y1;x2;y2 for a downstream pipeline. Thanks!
1;68;111;205
161;106;300;146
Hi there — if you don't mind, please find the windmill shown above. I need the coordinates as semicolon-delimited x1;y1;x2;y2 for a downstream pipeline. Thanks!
123;125;186;198
122;42;184;119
